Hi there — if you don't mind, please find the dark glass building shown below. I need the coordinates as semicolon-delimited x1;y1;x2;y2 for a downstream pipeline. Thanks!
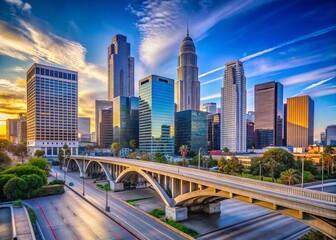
246;121;255;149
175;110;208;153
283;103;287;146
207;113;220;151
113;96;139;148
99;108;113;148
254;81;283;148
139;75;174;155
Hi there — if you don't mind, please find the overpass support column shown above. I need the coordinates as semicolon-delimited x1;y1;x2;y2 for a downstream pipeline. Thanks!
202;202;221;214
110;181;124;192
165;206;188;222
164;175;168;190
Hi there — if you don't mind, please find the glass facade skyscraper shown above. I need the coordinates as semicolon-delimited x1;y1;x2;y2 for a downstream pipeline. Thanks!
26;63;78;157
254;81;283;148
175;110;208;153
113;96;139;148
99;108;113;148
207;113;220;151
95;100;112;143
201;103;217;114
139;75;174;155
108;34;134;101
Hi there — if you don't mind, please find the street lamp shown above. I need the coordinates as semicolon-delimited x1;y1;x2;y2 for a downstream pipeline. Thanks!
322;159;324;192
198;147;202;170
259;160;262;181
301;157;305;188
82;160;85;196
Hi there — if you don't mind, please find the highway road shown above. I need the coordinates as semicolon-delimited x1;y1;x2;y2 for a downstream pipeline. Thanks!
25;188;136;240
51;167;187;240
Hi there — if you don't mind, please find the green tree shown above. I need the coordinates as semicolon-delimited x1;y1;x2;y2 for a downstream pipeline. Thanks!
140;152;151;161
130;139;137;152
303;171;315;182
100;184;111;211
222;157;244;176
296;158;319;176
2;165;47;184
218;156;226;171
0;139;11;151
179;145;189;166
279;169;301;185
222;147;230;155
0;174;16;199
21;174;44;197
154;152;167;163
28;157;50;174
62;144;71;158
0;151;12;171
12;144;28;163
34;150;45;158
58;149;65;169
250;157;269;177
111;142;121;157
128;152;137;159
3;177;28;200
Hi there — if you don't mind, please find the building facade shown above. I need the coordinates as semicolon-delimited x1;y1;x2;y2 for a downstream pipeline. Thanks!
320;132;326;146
201;103;217;114
108;34;134;101
175;32;200;112
26;63;78;157
283;103;287;146
246;121;255;149
287;95;314;147
246;111;255;123
207;113;220;151
175;110;208;153
6;119;19;142
139;75;174;155
221;60;246;153
78;117;91;142
113;96;139;148
95;100;113;143
254;81;283;148
17;113;27;144
326;125;336;146
99;108;113;148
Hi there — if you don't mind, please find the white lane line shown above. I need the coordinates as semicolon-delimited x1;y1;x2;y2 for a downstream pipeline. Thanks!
53;170;176;240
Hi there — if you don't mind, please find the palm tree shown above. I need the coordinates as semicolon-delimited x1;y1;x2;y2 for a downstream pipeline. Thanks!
111;142;121;157
280;169;301;185
223;147;230;156
179;145;189;166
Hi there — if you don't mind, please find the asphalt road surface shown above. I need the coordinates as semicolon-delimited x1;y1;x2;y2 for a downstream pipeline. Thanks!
51;167;187;240
25;188;136;240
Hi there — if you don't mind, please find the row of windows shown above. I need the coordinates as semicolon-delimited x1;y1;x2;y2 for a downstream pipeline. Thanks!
36;67;77;81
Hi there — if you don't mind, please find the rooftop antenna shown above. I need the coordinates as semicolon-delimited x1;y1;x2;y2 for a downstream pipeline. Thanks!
187;17;189;36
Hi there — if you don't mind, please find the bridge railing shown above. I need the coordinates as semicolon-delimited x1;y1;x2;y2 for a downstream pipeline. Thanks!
72;156;336;203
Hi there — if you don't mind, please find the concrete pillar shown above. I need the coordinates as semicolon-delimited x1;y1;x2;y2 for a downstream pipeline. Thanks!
203;202;221;214
172;178;175;198
79;171;88;178
158;174;161;184
110;181;124;192
165;206;188;221
164;175;168;190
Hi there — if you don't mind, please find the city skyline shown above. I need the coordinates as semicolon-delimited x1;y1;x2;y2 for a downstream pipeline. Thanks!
0;0;335;140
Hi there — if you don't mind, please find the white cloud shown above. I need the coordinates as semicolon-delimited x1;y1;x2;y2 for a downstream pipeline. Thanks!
5;0;23;7
200;77;222;86
5;0;32;12
200;93;220;101
302;77;334;91
0;19;106;84
22;3;31;12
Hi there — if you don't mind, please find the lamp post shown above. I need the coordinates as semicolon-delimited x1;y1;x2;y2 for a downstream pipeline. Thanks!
322;159;324;192
259;160;262;181
82;160;85;196
301;157;305;188
198;148;202;170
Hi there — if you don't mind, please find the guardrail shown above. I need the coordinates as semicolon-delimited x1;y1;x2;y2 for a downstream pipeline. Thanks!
70;156;336;203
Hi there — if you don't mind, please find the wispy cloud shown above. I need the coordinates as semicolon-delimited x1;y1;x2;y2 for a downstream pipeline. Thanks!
201;77;222;86
5;0;31;12
200;93;220;101
302;77;334;91
198;25;336;78
129;0;274;69
0;18;106;83
293;77;336;97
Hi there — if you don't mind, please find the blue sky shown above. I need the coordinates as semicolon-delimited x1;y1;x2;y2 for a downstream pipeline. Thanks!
0;0;335;140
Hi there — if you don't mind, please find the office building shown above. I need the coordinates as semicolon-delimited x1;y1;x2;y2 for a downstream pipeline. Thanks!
108;34;134;101
139;75;174;155
78;117;91;142
175;110;208;153
6;119;19;142
246;111;255;123
254;81;283;148
26;63;78;156
320;132;326;146
326;125;336;146
201;103;217;114
17;113;27;144
175;31;200;112
207;113;220;151
113;96;139;148
98;108;113;148
283;103;287;146
246;121;255;149
95;100;113;143
221;60;246;153
287;95;314;147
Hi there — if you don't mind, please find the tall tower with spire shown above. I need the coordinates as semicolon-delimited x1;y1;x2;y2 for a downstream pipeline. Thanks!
175;28;200;112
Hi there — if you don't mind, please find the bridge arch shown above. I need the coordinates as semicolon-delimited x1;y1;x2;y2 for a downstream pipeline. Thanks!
85;160;114;183
115;167;173;207
66;158;83;173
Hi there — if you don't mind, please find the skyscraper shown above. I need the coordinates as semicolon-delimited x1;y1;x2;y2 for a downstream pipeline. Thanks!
17;113;27;144
246;121;255;149
26;63;78;157
78;117;91;142
221;60;246;153
254;81;283;148
99;108;113;148
246;111;255;123
175;31;200;112
113;96;139;148
320;132;326;145
326;125;336;146
283;103;287;146
139;75;174;155
175;110;208;153
95;100;113;143
287;95;314;147
108;34;134;101
201;103;217;114
6;119;18;142
207;113;221;151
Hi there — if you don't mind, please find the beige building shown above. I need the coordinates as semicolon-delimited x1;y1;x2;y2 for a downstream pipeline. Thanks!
287;95;314;147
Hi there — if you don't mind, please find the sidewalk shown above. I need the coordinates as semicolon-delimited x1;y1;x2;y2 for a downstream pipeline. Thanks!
13;206;35;240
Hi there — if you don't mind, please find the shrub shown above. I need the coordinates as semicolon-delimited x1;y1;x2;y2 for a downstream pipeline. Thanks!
13;200;23;207
22;174;44;197
37;185;64;197
28;158;50;174
149;208;165;218
0;151;12;170
3;177;28;200
0;174;16;198
28;208;37;223
2;165;47;184
48;179;65;185
165;220;198;237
